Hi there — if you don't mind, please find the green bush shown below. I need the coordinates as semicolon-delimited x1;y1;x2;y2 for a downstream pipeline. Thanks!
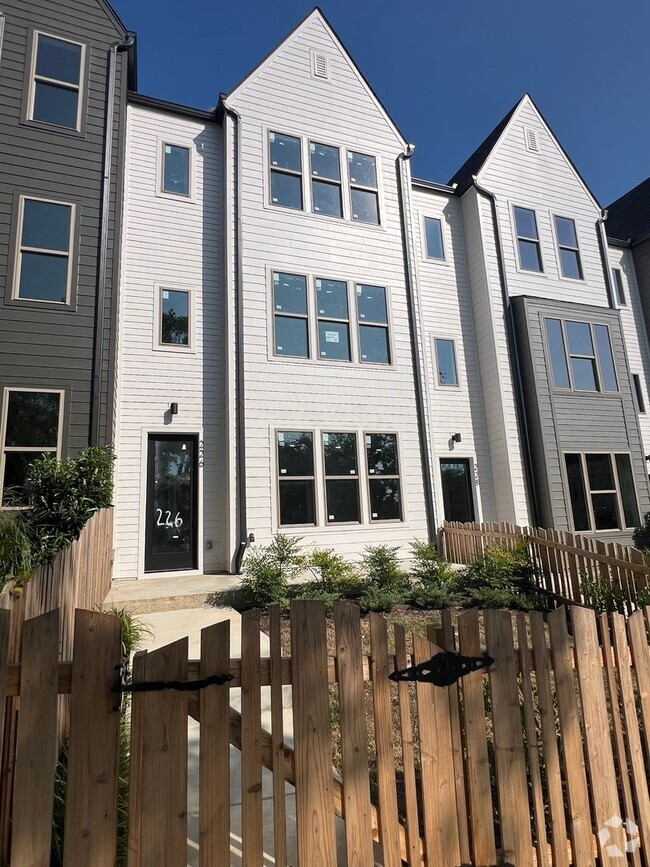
633;512;650;550
358;584;405;613
361;544;406;593
294;548;362;611
459;541;544;611
241;534;305;609
24;446;115;566
408;539;460;609
0;513;33;590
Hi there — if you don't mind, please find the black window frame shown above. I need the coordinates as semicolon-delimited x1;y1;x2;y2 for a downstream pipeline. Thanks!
269;131;304;211
513;205;543;273
365;432;403;522
564;451;640;532
322;431;361;524
276;430;316;527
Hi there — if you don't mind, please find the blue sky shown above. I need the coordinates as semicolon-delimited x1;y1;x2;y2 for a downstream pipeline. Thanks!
110;0;649;205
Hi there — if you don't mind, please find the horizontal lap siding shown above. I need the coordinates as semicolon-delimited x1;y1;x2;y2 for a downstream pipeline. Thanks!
230;14;427;557
411;186;495;521
114;106;226;578
0;0;125;453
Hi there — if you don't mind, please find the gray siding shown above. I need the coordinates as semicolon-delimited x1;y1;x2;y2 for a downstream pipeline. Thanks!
0;0;126;454
513;295;650;542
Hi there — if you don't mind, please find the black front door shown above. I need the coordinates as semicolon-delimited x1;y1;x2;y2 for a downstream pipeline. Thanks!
440;458;476;523
145;434;198;572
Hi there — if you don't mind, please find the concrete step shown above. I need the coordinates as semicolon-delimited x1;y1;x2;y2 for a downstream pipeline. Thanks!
106;573;241;615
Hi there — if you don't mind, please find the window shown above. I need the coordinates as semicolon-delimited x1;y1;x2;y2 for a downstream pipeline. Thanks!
269;132;303;210
632;374;646;414
310;142;342;218
30;33;83;129
348;151;379;224
316;279;350;361
14;197;74;304
434;338;459;386
514;206;543;272
565;452;639;532
357;285;390;364
440;459;475;522
424;217;445;260
545;318;618;393
366;433;402;521
277;431;315;525
323;433;360;523
1;390;63;506
160;289;190;346
554;216;583;280
273;273;309;358
612;268;626;306
162;144;190;196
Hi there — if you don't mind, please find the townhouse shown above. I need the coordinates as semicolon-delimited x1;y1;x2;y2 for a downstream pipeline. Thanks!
0;0;134;508
3;4;650;579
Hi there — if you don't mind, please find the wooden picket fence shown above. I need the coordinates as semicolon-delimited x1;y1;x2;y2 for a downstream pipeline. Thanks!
440;520;650;611
2;599;650;866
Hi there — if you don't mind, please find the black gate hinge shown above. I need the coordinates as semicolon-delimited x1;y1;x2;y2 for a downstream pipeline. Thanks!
389;649;494;687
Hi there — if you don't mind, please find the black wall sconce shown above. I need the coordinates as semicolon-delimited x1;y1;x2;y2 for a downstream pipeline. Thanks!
451;432;462;443
170;402;179;416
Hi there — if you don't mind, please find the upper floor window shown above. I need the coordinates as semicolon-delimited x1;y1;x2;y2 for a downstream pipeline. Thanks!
269;132;303;210
554;216;583;280
14;197;74;304
30;33;84;130
434;338;459;386
565;452;639;532
612;268;626;306
357;284;390;364
424;217;445;260
349;152;379;224
273;272;309;358
310;142;342;218
514;206;543;272
160;289;190;347
632;374;646;414
317;279;350;361
1;389;63;507
545;317;618;393
162;144;190;196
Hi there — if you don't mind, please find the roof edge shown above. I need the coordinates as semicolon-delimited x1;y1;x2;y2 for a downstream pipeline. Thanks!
127;91;220;122
412;177;457;195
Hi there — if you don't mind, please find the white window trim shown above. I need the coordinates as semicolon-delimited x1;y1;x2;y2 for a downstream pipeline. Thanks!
431;335;461;389
28;30;85;131
153;283;196;354
422;215;447;263
551;213;584;282
509;201;546;276
562;450;640;534
156;139;195;202
12;195;75;305
0;387;64;509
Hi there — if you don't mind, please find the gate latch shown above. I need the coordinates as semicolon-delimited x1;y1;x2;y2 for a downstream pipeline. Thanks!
113;661;233;708
389;650;493;687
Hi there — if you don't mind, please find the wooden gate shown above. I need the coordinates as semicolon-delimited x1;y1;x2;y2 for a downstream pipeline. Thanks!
2;600;650;866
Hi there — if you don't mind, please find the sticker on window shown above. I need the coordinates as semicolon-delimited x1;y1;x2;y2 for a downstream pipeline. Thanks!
325;331;340;343
278;433;285;442
372;512;378;518
163;291;169;299
276;345;283;351
165;145;172;154
329;514;335;520
323;434;329;444
280;469;287;474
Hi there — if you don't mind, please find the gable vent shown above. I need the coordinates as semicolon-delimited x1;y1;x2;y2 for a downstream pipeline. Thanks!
524;127;539;153
312;51;329;80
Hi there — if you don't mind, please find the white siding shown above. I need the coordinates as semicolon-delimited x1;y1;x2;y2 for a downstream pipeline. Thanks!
609;244;650;456
114;105;226;579
227;11;428;558
410;184;495;521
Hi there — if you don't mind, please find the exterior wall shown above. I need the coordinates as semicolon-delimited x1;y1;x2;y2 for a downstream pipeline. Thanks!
227;12;428;561
113;105;226;579
608;244;650;457
0;0;126;454
512;295;650;543
410;184;495;521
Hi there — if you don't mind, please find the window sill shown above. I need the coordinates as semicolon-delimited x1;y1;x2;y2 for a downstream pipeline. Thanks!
5;296;76;312
264;199;387;232
20;117;85;139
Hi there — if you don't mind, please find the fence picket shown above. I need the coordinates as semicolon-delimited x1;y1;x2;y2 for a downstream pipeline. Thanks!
199;619;231;867
290;600;337;867
570;607;622;866
63;610;122;867
127;651;146;866
393;624;422;867
413;632;460;867
269;606;288;867
457;609;496;866
241;609;263;867
335;603;374;867
628;611;650;762
0;609;9;798
11;609;60;867
484;610;532;866
139;638;189;867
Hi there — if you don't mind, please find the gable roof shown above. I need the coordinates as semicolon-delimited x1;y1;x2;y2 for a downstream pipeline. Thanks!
226;7;408;148
606;177;650;244
447;98;520;191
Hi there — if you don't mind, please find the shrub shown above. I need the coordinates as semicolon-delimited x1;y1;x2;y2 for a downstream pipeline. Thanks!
633;512;650;550
460;541;544;611
358;584;405;613
294;548;362;611
0;513;33;590
241;534;305;609
24;446;115;566
408;539;459;609
361;544;406;593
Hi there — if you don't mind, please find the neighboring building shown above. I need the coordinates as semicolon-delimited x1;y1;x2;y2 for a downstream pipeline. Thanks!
0;0;135;508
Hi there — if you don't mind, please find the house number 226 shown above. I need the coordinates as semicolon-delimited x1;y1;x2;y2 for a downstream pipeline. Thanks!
155;509;183;528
